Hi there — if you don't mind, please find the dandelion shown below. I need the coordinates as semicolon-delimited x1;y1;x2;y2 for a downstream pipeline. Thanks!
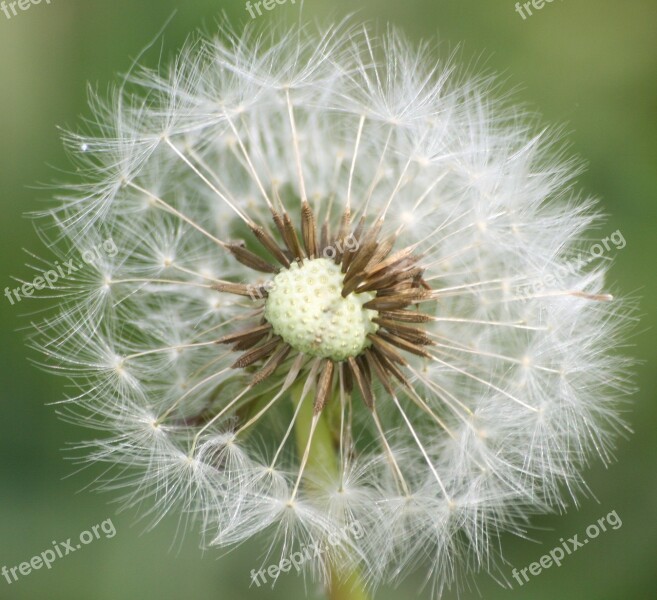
32;20;634;598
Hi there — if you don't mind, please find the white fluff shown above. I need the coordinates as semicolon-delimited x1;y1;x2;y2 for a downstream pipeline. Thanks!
31;20;634;596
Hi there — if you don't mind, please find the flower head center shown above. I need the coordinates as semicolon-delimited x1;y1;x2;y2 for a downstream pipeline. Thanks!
264;258;379;361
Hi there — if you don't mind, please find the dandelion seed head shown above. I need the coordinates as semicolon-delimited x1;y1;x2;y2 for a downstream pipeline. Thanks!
30;19;635;597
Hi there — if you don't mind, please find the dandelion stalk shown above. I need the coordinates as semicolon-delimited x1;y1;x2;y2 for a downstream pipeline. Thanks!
290;381;370;600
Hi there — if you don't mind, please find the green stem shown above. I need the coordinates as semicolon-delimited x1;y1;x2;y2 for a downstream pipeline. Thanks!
290;381;370;600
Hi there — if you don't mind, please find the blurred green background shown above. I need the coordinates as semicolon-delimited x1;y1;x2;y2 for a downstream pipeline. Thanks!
1;1;655;599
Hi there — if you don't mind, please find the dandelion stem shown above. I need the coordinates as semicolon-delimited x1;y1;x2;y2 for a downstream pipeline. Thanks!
289;381;370;600
326;571;370;600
